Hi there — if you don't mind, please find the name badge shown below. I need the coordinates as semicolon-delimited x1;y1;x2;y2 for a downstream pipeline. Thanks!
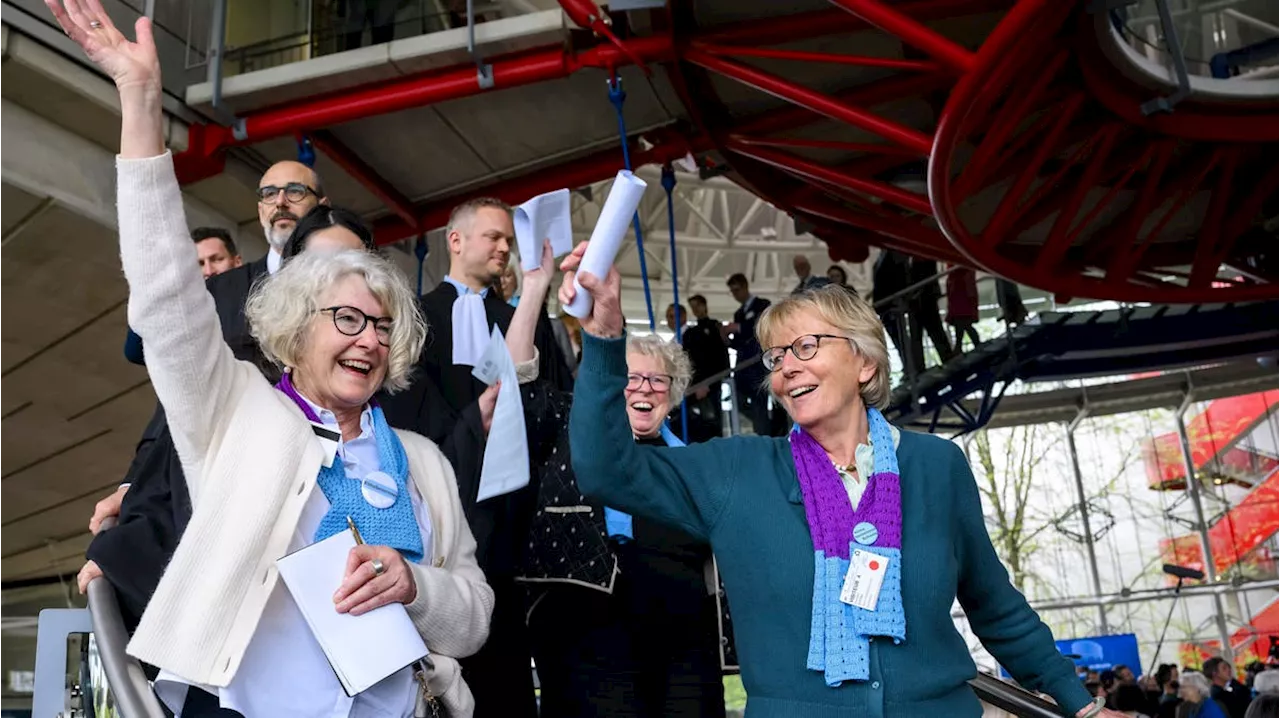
841;549;889;611
310;424;341;468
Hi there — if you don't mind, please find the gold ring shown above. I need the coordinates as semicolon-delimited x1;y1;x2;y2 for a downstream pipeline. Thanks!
89;20;104;29
370;558;385;577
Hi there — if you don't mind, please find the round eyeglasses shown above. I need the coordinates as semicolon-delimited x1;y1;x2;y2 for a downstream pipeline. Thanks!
320;306;393;346
626;373;674;393
257;182;318;204
762;334;851;371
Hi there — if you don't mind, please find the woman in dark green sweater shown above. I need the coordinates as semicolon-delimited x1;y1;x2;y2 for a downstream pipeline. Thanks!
557;243;1123;718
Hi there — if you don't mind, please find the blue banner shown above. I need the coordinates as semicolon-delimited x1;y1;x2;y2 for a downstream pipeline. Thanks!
1000;633;1143;679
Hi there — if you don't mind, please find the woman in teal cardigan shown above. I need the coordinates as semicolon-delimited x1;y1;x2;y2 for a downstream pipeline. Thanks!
557;243;1124;718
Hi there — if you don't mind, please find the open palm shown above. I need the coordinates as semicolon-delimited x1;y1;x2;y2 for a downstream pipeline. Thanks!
46;0;160;93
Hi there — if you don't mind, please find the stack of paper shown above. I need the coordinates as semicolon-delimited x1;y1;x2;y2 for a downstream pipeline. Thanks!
276;531;429;696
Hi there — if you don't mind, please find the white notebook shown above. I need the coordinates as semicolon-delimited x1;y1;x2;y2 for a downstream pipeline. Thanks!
276;530;429;696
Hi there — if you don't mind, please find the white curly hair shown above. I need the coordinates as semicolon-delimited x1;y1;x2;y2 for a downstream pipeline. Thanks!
244;249;426;393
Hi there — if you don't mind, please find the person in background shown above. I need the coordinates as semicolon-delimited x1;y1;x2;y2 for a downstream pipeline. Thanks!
945;265;981;353
906;256;954;374
519;327;725;717
559;312;583;367
682;294;730;443
826;265;857;296
380;197;571;718
1253;668;1279;697
50;7;492;714
340;0;399;49
722;273;775;436
871;249;911;370
1243;693;1277;718
1205;657;1253;718
1179;673;1231;718
500;261;521;307
996;278;1028;325
559;243;1125;718
193;226;243;279
123;227;244;364
792;254;831;294
1114;684;1153;718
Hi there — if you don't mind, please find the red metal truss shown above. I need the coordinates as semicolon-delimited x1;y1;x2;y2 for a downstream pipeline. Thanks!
171;0;1276;301
929;0;1279;302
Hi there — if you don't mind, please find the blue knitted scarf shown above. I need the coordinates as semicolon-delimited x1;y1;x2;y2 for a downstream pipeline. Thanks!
792;408;905;686
276;373;423;563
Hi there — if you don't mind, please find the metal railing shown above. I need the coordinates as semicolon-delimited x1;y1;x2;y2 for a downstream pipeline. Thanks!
84;517;167;718
968;672;1065;718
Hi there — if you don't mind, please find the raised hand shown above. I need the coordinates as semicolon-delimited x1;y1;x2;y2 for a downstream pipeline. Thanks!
45;0;160;94
558;241;624;339
521;240;556;302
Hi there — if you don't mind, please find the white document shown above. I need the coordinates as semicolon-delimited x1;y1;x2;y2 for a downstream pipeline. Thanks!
276;530;428;696
472;326;530;502
563;170;647;319
451;292;490;366
514;188;573;271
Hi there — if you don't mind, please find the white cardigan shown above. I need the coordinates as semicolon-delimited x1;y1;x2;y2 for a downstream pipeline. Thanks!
118;153;493;707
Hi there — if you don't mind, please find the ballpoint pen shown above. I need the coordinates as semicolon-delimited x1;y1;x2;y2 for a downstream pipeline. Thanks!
347;516;440;716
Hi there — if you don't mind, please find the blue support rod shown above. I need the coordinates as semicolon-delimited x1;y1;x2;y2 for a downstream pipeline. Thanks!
662;165;689;443
608;74;656;331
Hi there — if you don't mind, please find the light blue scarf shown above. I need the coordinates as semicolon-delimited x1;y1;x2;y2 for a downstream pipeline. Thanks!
605;423;684;540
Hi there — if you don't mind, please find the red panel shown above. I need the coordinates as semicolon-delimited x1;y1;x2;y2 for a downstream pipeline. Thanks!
1143;391;1279;489
1159;469;1280;579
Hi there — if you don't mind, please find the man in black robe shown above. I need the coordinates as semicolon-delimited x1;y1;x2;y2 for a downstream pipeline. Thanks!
380;197;571;718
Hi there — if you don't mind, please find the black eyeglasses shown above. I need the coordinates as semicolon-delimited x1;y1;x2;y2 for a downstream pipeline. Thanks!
626;373;674;393
257;183;318;204
762;334;851;371
319;306;393;346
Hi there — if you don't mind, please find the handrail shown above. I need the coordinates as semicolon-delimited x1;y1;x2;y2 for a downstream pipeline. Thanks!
967;672;1065;718
86;517;168;718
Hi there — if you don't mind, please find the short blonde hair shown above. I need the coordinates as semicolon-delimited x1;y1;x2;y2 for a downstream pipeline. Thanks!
245;249;426;393
446;197;513;238
754;284;891;409
626;334;694;399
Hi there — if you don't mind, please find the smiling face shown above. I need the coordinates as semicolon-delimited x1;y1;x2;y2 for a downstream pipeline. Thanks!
450;206;513;288
291;274;389;413
625;352;673;439
766;309;876;431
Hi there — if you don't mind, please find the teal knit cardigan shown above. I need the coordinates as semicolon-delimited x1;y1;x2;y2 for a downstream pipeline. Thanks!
569;332;1092;718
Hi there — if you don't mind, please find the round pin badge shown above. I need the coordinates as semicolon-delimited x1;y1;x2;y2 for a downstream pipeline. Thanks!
361;471;399;509
853;521;879;545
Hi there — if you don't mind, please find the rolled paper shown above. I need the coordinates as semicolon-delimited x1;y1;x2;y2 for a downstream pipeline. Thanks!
563;170;647;319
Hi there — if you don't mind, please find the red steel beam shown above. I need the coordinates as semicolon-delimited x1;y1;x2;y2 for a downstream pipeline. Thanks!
693;43;941;72
826;0;977;74
684;47;933;154
309;130;420;230
238;37;674;142
728;140;933;215
732;71;953;139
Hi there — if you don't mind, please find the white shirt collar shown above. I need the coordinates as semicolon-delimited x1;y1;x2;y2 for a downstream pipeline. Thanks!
295;390;374;439
444;274;489;298
266;249;283;275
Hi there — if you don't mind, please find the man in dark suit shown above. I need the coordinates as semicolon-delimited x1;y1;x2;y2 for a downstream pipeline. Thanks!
379;197;570;718
1204;657;1252;718
674;296;730;442
872;249;912;371
722;273;775;436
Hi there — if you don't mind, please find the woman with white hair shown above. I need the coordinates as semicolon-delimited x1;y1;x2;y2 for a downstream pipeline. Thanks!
48;3;492;715
506;282;723;715
1179;673;1230;718
558;240;1127;718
